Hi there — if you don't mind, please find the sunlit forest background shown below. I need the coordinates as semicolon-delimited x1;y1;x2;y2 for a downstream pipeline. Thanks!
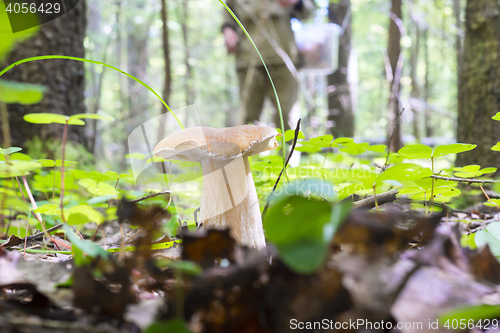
79;0;459;171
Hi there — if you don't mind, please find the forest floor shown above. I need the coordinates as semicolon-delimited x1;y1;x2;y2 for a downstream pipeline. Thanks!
1;196;499;333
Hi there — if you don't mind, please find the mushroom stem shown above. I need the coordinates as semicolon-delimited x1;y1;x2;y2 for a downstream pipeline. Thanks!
200;155;265;249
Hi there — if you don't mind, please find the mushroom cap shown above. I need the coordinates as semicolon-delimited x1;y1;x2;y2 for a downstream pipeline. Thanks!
154;125;279;162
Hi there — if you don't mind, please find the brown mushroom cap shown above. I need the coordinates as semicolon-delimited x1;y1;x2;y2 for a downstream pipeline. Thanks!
154;125;279;162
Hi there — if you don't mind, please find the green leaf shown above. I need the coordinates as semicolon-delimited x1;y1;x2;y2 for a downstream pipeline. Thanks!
309;135;335;148
160;260;202;275
66;204;103;225
460;233;476;250
475;222;500;257
264;180;349;274
398;186;423;195
295;141;322;153
145;319;193;333
69;113;115;121
24;113;85;125
377;163;432;185
146;156;165;164
439;303;500;323
0;147;22;155
453;165;497;178
0;80;46;104
333;137;354;145
492;112;500;121
397;144;432;159
381;179;402;187
284;129;305;142
265;195;332;245
34;204;59;215
339;142;369;155
0;160;41;177
104;171;118;179
432;143;476;158
125;153;146;160
0;0;38;60
87;195;115;206
326;169;378;188
492;142;500;152
10;152;31;161
484;199;500;208
63;224;109;259
278;241;327;274
478;167;497;176
5;196;30;211
38;159;56;167
366;144;387;153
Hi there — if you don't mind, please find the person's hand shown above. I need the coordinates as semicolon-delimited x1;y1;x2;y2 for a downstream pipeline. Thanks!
223;27;239;54
276;0;299;8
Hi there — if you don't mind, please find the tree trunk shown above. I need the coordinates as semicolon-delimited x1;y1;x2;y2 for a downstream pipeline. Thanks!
409;20;421;142
327;0;354;138
456;0;500;168
180;0;194;121
423;27;432;138
386;0;403;151
453;0;463;79
156;0;172;144
161;0;172;108
0;0;87;149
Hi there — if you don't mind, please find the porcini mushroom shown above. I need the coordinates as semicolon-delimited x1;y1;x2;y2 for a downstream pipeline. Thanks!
154;125;279;249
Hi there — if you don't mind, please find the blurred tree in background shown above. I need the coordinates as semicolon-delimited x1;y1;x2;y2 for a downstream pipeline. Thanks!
327;0;354;138
0;0;474;172
456;0;500;168
0;0;87;150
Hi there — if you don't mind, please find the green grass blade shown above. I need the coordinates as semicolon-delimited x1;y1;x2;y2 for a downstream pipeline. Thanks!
219;0;286;161
0;56;184;129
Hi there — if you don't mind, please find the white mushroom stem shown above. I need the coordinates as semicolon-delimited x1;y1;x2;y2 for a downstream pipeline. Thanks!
199;155;265;249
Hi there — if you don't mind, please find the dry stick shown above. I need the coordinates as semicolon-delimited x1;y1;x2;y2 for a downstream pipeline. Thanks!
353;189;399;209
262;119;301;220
131;190;172;203
91;190;173;243
430;175;499;184
60;120;68;224
479;185;500;222
15;177;70;250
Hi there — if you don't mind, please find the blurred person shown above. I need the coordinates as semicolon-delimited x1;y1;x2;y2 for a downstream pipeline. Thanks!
222;0;314;130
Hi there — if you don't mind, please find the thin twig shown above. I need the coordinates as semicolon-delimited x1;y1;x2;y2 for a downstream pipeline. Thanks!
480;185;500;222
60;120;68;224
353;189;399;210
430;175;498;184
25;224;64;242
262;119;301;220
16;177;70;249
130;190;172;203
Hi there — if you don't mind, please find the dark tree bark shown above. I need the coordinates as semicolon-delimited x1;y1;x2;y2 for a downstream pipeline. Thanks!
327;0;354;138
160;0;172;108
0;0;87;149
386;0;403;151
456;0;500;168
156;0;172;144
